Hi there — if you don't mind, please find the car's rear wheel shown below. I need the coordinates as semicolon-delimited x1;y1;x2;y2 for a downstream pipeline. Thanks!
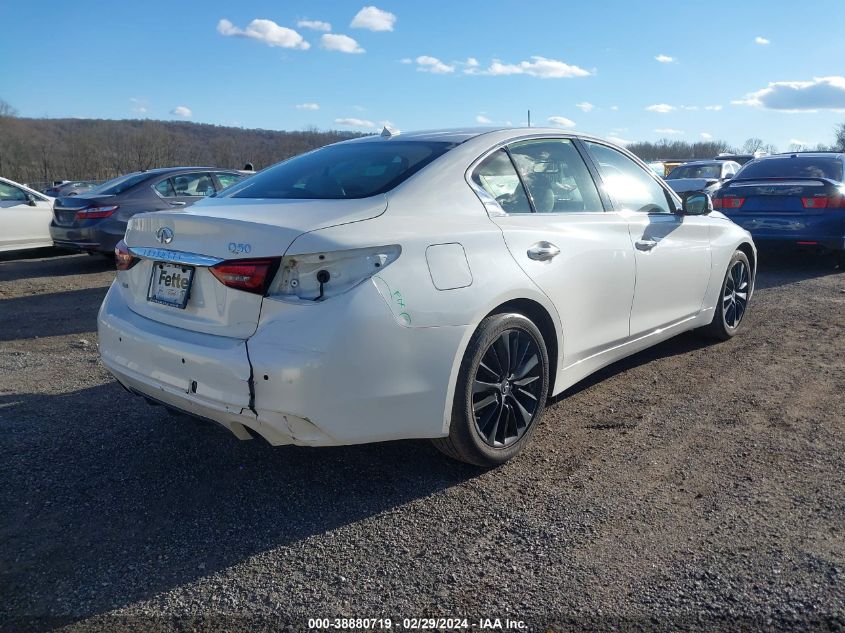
701;250;752;340
432;313;549;467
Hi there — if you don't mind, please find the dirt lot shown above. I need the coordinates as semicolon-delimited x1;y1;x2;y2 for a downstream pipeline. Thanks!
0;249;843;632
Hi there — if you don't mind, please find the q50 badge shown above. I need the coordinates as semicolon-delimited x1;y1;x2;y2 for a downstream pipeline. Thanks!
228;242;252;255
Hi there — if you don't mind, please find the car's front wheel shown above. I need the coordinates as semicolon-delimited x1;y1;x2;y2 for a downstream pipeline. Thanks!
432;313;549;467
701;250;752;340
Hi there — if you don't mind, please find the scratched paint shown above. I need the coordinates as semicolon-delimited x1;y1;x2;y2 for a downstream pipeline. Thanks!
373;275;412;326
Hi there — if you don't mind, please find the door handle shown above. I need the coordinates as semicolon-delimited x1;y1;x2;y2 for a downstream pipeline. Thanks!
527;241;561;261
635;239;658;251
169;201;187;206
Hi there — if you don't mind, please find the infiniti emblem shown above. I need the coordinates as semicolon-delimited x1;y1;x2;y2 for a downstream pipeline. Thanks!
156;227;174;244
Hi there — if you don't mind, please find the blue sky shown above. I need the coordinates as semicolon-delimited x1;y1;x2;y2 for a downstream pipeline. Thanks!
3;0;844;150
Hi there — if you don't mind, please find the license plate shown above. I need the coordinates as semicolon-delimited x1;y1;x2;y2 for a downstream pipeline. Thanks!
148;261;195;309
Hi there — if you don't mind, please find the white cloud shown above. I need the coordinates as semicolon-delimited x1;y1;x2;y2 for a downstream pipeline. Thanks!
416;55;454;74
700;132;713;140
610;105;619;111
575;102;594;112
655;54;674;63
548;116;576;128
754;36;770;45
704;104;723;111
789;138;808;147
399;57;413;64
335;117;375;128
655;128;683;135
646;103;676;113
733;76;845;112
130;97;148;116
476;114;492;124
217;18;309;50
170;106;192;118
321;33;365;54
485;56;591;79
351;6;396;31
463;57;481;74
295;103;320;110
681;105;699;111
297;19;331;31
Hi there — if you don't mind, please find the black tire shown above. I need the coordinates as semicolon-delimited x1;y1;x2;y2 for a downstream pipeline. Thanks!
701;250;752;340
432;313;549;467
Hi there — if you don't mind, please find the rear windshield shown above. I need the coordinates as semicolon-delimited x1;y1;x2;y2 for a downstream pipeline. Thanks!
87;172;150;196
222;140;455;200
667;164;721;179
736;157;843;181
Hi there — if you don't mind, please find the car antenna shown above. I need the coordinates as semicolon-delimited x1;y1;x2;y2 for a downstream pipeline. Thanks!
381;126;397;138
527;109;531;127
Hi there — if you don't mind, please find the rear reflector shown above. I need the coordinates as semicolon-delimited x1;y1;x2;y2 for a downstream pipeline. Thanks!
796;241;819;246
210;258;280;295
76;205;118;219
114;239;139;271
713;197;745;209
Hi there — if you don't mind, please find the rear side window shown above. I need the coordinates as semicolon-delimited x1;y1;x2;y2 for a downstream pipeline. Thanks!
171;173;215;197
667;164;722;179
508;139;603;212
222;141;455;200
472;149;532;214
736;157;844;181
215;172;244;189
584;142;674;214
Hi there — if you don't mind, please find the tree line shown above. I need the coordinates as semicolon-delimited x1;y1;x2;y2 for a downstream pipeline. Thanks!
1;98;843;186
0;109;360;187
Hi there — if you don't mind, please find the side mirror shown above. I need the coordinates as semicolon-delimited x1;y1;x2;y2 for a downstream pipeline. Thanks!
25;193;37;207
682;192;713;215
722;175;733;182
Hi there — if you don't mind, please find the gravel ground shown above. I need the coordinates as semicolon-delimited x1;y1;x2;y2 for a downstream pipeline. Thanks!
0;248;843;632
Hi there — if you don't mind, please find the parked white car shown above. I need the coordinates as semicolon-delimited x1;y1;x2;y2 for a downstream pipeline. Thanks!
98;128;756;466
0;177;54;252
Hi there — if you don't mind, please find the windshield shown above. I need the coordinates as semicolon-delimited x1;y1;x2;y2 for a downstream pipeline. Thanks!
667;164;721;179
736;157;843;181
222;140;455;200
86;172;150;196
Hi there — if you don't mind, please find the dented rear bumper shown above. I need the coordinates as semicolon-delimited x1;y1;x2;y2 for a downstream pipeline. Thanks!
97;280;467;446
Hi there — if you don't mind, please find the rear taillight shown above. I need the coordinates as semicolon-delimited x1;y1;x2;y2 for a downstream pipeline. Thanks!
801;196;845;209
713;197;745;210
76;205;118;219
210;258;280;295
115;239;138;271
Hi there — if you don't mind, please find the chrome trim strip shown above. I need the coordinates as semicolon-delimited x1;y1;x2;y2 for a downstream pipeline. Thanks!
128;247;223;266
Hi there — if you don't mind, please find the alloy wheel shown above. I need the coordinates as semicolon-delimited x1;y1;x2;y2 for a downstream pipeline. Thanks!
723;260;749;328
472;329;543;447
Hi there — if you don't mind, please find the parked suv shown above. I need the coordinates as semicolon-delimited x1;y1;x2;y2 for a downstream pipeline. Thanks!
50;167;247;255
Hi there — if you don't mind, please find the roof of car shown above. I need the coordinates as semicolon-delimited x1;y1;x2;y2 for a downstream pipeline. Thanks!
344;126;617;146
673;160;727;167
752;152;844;161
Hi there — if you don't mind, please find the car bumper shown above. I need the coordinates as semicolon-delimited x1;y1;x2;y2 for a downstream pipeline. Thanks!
50;219;126;254
98;280;469;446
725;212;845;252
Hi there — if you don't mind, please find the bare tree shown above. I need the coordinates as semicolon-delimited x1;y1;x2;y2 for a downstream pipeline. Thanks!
741;138;764;153
0;99;17;117
834;122;845;152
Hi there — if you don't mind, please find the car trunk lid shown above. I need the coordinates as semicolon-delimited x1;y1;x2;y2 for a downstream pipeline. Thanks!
716;178;834;215
119;196;386;338
53;194;115;226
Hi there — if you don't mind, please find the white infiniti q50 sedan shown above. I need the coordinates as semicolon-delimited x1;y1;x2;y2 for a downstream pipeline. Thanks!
98;128;756;466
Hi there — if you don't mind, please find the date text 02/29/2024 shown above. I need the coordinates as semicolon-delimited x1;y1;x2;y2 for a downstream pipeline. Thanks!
307;617;527;630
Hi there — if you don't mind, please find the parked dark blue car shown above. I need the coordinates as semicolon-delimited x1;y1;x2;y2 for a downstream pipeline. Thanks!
713;152;845;261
